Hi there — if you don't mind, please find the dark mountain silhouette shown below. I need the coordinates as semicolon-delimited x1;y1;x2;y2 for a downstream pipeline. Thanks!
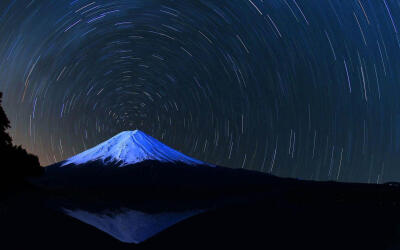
4;159;400;250
0;92;43;189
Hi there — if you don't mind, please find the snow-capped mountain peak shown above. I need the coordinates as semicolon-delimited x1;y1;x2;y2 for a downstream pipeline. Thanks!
60;130;211;167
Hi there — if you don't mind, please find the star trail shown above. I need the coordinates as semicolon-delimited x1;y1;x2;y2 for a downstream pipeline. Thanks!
1;0;400;183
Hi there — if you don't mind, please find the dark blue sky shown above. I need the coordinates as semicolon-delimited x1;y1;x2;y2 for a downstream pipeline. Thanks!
1;0;400;183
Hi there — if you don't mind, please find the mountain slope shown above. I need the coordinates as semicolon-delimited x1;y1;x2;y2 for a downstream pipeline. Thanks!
59;130;212;167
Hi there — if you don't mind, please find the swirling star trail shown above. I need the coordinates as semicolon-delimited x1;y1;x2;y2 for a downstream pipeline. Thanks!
1;0;400;183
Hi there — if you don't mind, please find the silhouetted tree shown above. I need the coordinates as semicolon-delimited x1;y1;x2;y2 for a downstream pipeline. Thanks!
0;92;43;187
0;93;12;148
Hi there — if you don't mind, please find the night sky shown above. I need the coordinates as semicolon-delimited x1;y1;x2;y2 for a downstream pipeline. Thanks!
1;0;400;183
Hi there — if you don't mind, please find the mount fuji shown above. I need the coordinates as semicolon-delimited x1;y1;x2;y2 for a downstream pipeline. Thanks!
59;130;212;167
40;130;240;244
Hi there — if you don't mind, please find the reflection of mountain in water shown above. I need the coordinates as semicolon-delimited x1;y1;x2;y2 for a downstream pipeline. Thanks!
41;159;275;243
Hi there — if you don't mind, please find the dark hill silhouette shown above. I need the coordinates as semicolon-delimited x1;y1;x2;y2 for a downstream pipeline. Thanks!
3;160;400;250
0;92;43;189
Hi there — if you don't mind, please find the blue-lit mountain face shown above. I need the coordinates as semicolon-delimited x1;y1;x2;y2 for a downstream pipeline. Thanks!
59;130;212;167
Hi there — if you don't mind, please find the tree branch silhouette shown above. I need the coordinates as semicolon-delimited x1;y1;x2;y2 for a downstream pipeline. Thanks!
0;92;43;187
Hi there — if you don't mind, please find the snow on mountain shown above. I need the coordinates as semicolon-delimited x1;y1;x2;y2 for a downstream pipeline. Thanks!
60;130;212;167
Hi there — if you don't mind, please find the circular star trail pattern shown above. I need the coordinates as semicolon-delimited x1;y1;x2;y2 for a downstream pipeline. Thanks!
1;0;400;183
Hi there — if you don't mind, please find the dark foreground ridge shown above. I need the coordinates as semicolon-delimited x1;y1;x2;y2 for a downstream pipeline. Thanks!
1;160;400;250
